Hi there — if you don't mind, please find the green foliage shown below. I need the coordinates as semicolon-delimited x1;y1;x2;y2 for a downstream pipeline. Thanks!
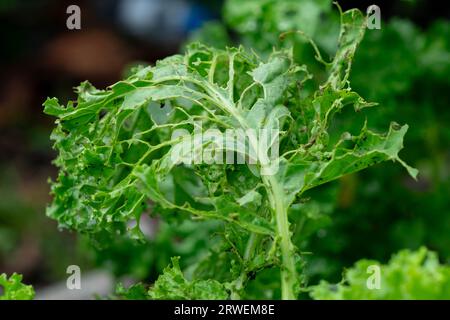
115;282;148;300
223;0;338;56
148;257;229;300
299;13;450;283
311;248;450;299
0;273;34;300
44;4;418;300
192;0;450;288
116;257;228;300
88;219;219;281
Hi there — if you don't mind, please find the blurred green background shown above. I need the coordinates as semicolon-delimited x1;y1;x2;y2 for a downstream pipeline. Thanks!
0;0;448;296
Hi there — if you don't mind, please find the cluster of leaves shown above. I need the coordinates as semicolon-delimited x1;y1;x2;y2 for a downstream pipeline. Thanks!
0;273;34;300
85;219;220;281
116;257;228;300
311;248;450;299
192;0;450;285
45;0;447;295
44;3;418;300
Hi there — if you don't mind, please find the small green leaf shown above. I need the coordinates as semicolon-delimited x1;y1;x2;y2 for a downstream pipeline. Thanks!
149;257;229;300
0;273;34;300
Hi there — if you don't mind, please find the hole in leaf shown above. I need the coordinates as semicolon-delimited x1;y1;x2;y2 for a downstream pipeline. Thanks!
99;109;108;119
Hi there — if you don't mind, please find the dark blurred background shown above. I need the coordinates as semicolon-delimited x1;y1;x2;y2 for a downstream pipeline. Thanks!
0;0;448;297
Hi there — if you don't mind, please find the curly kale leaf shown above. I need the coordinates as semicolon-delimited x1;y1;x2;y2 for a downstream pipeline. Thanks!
148;257;228;299
311;247;450;299
0;273;35;300
116;257;228;300
44;6;416;300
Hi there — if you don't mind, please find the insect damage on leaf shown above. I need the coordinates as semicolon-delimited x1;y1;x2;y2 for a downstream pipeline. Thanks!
44;5;417;300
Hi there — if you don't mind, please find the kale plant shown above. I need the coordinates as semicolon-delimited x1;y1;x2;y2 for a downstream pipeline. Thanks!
44;7;417;299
